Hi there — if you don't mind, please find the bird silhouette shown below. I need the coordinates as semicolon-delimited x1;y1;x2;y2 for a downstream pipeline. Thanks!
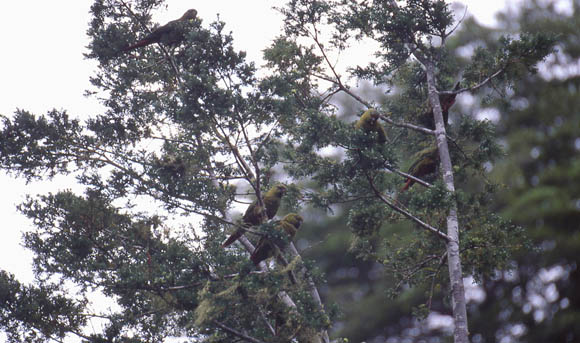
122;9;197;52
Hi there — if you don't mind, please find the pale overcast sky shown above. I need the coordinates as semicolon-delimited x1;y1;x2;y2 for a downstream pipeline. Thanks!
0;1;515;284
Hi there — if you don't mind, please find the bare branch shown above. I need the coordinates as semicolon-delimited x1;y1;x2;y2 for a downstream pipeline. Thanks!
395;253;442;291
384;163;433;189
444;6;468;41
287;243;330;343
320;88;342;104
258;308;277;336
234;114;266;211
311;25;342;86
427;251;448;310
237;236;298;311
379;114;435;135
254;118;282;158
211;120;256;182
439;66;507;96
337;83;373;108
367;176;450;241
214;321;268;343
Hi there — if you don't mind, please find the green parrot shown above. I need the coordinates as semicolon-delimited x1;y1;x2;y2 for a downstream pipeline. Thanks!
122;9;197;52
418;82;460;130
250;213;303;265
355;108;387;144
401;146;440;191
221;184;287;247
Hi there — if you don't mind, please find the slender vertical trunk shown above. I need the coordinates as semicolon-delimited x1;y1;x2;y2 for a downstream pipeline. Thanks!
424;61;469;343
288;243;330;343
239;237;326;343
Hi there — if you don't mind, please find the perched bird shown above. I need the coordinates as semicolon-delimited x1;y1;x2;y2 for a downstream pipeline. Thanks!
122;9;197;52
401;146;440;191
221;184;287;247
418;82;461;130
355;109;387;144
250;213;303;265
257;184;287;222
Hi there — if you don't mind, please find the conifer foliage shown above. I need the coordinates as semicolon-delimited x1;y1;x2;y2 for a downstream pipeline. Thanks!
0;0;555;342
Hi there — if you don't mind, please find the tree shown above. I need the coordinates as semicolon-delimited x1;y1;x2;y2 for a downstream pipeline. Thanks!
0;0;555;342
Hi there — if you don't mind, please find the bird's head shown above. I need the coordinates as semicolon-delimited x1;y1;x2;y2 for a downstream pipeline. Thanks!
366;108;380;124
440;81;460;112
423;146;439;159
270;184;287;197
181;9;198;20
283;213;304;229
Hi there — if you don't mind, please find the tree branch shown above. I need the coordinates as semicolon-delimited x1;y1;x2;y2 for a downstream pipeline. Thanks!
444;6;468;40
211;120;256;182
439;66;507;96
276;253;299;285
384;163;433;189
366;176;450;241
379;114;435;135
287;243;331;343
423;57;469;343
237;236;298;311
427;251;448;310
395;253;442;291
119;0;183;85
214;321;268;343
234;113;265;209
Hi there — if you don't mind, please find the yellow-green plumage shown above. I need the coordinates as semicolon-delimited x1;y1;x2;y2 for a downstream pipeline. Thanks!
401;146;439;191
355;109;387;144
261;184;287;220
250;213;303;265
221;184;287;247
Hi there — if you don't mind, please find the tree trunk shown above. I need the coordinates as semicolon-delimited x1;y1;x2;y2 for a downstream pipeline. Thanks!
424;60;469;343
288;243;330;343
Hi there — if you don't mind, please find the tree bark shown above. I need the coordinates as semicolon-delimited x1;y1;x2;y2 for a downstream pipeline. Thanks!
424;60;469;343
238;236;324;343
288;243;330;343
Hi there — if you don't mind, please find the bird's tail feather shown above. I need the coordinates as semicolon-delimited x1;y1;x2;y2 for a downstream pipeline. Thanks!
400;179;412;192
221;229;243;248
121;39;152;52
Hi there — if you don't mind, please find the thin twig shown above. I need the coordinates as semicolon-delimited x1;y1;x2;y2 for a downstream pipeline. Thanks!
380;114;436;135
254;117;282;159
395;253;441;291
234;113;264;209
214;321;268;343
445;6;468;39
211;119;256;182
237;235;298;311
367;176;450;241
439;66;507;96
258;308;277;336
287;242;330;343
427;251;448;310
384;162;433;189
